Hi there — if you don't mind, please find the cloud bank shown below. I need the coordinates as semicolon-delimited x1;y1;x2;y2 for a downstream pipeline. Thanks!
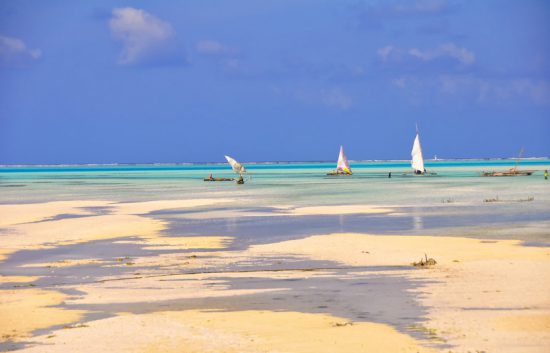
0;35;41;67
196;40;238;56
109;7;184;66
391;75;550;106
378;43;475;66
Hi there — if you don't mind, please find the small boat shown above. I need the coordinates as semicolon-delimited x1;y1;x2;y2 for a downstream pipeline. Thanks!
203;177;235;182
482;148;534;177
482;169;534;177
327;145;352;176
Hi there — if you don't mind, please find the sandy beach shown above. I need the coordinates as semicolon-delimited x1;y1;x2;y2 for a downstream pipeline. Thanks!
1;197;549;353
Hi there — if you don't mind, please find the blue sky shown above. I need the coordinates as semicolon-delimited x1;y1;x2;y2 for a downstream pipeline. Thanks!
1;0;549;164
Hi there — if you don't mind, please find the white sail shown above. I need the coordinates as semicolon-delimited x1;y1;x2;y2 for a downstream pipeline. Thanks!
336;145;352;174
411;133;425;173
225;155;246;174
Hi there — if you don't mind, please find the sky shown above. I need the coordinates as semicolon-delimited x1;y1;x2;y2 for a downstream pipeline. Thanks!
0;0;549;164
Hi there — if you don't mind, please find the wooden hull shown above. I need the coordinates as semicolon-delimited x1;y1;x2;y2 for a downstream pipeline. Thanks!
326;172;352;176
203;178;235;182
482;171;534;177
402;172;437;176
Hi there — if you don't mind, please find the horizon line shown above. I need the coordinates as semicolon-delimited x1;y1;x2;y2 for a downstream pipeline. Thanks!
1;156;549;168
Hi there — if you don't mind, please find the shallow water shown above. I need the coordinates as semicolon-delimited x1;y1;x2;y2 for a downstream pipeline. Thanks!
1;159;549;244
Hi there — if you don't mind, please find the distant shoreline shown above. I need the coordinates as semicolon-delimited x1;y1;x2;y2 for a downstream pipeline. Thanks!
1;156;549;168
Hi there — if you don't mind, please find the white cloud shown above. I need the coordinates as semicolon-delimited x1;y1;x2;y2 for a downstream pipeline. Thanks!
377;45;395;61
409;43;475;65
292;87;352;110
223;58;241;71
196;40;238;56
378;43;475;65
477;78;550;106
323;88;352;110
393;74;550;106
0;35;41;67
392;77;407;88
109;7;175;65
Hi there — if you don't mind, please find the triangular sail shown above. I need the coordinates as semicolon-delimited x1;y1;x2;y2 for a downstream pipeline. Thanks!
225;155;246;174
336;146;352;174
411;133;425;173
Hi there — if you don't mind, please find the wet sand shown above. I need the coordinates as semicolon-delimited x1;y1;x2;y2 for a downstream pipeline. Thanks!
0;199;549;352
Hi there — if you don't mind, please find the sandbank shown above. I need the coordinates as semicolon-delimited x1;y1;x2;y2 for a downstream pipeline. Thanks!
0;288;85;342
0;198;235;262
19;310;435;353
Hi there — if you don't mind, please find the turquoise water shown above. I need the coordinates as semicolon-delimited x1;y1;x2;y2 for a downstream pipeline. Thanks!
1;159;549;204
1;158;549;242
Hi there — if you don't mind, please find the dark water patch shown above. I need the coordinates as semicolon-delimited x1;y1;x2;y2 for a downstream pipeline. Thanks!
63;266;438;344
0;241;356;289
0;340;27;352
522;241;550;247
0;238;155;287
157;206;550;251
0;184;26;187
25;213;91;224
79;206;113;216
146;205;283;217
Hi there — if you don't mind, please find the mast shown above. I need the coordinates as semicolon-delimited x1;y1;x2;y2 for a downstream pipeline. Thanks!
512;147;524;172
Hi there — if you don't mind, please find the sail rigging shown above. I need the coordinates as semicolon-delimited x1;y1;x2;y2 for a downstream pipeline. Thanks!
336;145;352;175
225;155;246;175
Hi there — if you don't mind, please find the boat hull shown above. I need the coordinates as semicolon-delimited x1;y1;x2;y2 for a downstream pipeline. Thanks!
401;172;438;177
326;172;352;176
482;171;534;177
203;178;235;182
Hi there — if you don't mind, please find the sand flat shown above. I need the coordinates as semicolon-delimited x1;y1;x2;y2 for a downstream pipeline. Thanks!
66;275;287;305
115;235;233;250
0;275;39;284
0;214;164;259
495;313;550;332
19;310;436;353
0;288;86;342
0;200;113;227
2;199;549;352
0;198;236;263
110;198;235;215
248;232;550;265
247;233;550;352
